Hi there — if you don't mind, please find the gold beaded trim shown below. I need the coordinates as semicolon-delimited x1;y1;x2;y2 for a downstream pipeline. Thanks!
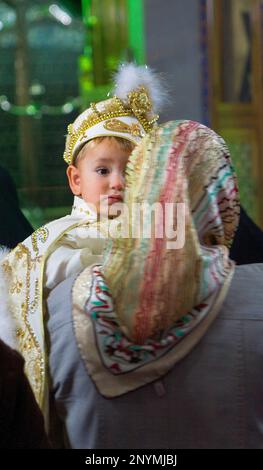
31;227;49;256
63;88;159;165
11;243;44;406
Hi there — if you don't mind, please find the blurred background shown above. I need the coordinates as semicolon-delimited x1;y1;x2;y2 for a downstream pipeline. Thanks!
0;0;262;229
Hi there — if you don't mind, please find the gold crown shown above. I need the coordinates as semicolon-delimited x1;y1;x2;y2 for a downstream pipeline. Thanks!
63;86;159;165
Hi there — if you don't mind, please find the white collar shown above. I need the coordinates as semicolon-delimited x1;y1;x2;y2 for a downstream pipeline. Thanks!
71;196;98;222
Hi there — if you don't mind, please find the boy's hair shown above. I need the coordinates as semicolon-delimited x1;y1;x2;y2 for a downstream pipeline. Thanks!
74;136;135;166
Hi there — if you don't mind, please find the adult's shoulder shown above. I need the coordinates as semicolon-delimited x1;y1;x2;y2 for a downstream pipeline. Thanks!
221;264;263;321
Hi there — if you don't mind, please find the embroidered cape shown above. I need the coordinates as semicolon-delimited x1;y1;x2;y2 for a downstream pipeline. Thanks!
0;197;109;414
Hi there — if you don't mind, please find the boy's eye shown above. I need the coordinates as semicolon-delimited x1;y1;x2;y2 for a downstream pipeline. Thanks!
96;167;109;176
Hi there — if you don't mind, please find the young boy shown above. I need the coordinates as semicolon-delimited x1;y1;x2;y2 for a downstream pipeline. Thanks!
0;63;161;421
45;136;134;291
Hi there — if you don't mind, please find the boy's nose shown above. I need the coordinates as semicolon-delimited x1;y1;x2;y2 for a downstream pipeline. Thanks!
110;173;124;191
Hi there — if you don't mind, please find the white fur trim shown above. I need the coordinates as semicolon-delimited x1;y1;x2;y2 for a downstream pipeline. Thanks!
114;63;168;113
0;247;18;349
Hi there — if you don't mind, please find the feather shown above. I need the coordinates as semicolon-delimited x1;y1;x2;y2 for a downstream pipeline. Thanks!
113;63;168;113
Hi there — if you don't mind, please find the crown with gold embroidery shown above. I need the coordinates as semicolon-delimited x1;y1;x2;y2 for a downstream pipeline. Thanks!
63;63;167;165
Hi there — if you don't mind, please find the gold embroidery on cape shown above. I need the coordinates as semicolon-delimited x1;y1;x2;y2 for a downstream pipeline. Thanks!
32;227;49;255
2;259;12;275
6;243;44;405
15;243;28;259
29;279;40;313
1;218;112;412
103;118;143;137
10;278;23;294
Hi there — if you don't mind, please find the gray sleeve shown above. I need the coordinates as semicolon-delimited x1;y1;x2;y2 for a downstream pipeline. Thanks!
46;275;102;449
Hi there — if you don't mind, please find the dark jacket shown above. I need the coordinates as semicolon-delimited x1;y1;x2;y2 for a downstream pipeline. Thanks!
230;206;263;264
0;339;50;449
0;166;33;249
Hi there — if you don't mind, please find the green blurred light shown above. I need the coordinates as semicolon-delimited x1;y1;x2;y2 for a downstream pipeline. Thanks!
127;0;145;64
88;15;98;27
26;104;37;115
80;55;92;71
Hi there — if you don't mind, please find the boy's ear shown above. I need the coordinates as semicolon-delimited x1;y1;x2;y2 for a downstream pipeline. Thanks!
66;165;81;196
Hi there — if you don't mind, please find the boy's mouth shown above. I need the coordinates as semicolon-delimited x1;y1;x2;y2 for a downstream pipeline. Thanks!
107;194;123;204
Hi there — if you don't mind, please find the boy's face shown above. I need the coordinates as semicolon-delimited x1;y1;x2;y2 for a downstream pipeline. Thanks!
67;138;131;215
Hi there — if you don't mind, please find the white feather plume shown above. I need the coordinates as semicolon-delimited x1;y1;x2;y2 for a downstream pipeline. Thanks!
113;63;168;114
